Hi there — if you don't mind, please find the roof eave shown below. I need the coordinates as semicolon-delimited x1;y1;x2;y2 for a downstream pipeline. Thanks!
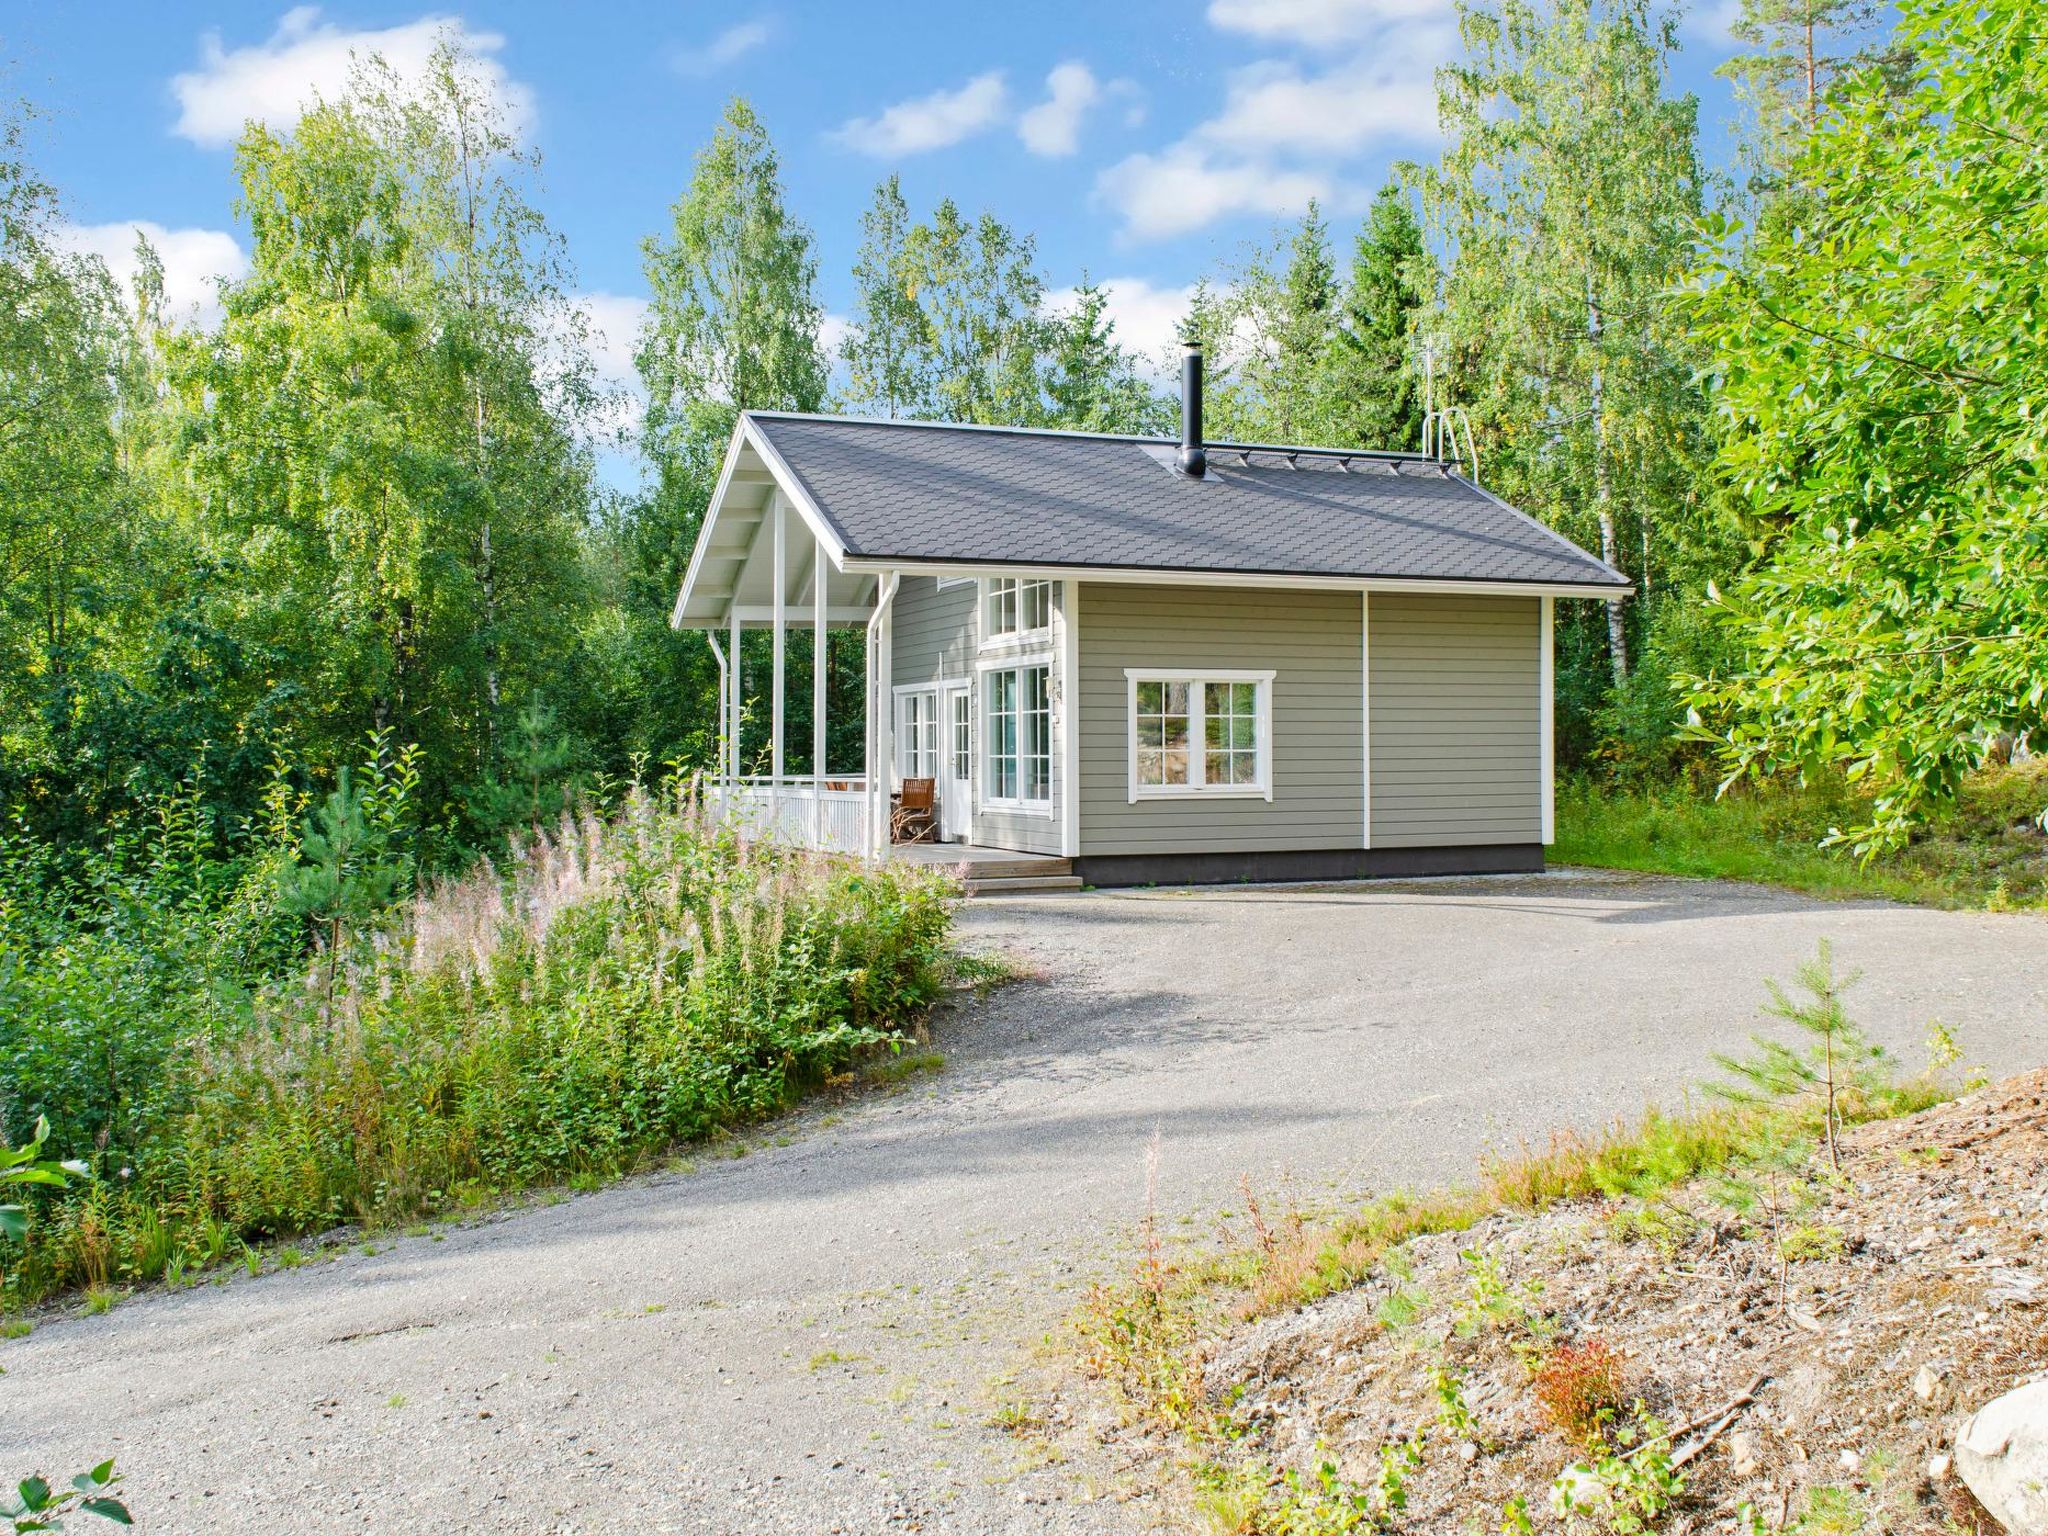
834;554;1632;600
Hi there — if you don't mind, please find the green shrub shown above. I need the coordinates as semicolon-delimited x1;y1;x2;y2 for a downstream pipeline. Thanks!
1;782;956;1306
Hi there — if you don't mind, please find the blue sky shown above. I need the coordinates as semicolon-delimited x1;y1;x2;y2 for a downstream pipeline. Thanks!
6;0;1749;474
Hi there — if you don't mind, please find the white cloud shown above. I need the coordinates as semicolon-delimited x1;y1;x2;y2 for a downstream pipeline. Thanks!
669;17;776;76
1207;0;1453;46
1048;276;1199;381
55;220;249;328
576;292;647;389
170;7;534;148
1683;0;1745;45
1200;44;1447;156
1018;61;1101;157
1095;144;1333;242
829;71;1008;157
818;311;852;358
1097;4;1451;240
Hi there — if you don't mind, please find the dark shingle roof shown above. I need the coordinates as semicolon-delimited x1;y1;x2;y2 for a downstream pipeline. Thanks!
748;412;1627;589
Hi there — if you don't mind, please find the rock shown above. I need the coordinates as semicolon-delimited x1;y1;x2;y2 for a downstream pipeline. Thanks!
1955;1380;2048;1536
1550;1464;1610;1519
1929;1452;1952;1482
1729;1430;1761;1478
1458;1441;1478;1465
1914;1365;1942;1402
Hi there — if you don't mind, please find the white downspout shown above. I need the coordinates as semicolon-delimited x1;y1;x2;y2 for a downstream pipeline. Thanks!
864;571;900;860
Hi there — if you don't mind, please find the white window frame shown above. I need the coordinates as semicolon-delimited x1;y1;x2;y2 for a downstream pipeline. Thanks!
893;685;940;782
1124;669;1276;803
977;655;1055;815
979;576;1054;652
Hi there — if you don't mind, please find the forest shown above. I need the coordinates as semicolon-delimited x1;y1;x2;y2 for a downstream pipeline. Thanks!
0;0;2042;1297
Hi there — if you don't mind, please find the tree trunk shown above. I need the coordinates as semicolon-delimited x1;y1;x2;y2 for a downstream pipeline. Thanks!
1587;281;1629;687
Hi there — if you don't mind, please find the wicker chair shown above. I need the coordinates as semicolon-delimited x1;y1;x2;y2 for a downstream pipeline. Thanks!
891;777;938;843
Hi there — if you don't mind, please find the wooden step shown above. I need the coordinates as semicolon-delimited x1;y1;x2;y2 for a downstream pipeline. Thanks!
962;874;1085;896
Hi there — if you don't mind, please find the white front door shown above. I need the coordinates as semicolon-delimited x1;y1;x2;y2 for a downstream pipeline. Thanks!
940;682;972;842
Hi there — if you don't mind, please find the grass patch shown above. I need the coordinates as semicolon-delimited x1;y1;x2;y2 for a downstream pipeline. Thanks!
870;1050;945;1085
1553;761;2048;910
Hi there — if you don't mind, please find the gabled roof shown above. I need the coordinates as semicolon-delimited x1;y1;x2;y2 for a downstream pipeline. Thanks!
673;411;1629;627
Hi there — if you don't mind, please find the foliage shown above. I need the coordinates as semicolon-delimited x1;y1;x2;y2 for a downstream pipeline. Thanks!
1710;941;1890;1170
1530;1337;1627;1446
638;96;826;517
1549;1415;1683;1534
0;780;957;1307
1413;0;1714;686
3;1461;129;1532
170;46;598;832
1554;765;2048;910
1682;0;2048;854
1;1119;86;1243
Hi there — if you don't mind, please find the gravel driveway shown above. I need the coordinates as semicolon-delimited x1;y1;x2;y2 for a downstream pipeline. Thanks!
7;871;2046;1534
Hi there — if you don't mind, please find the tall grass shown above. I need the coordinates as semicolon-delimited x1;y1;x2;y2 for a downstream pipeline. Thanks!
1;783;956;1307
1552;763;2048;910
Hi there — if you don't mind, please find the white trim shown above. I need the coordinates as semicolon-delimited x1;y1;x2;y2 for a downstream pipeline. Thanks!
1360;591;1372;850
1058;579;1080;858
894;685;940;781
671;426;755;627
978;575;1055;652
863;571;900;857
935;575;975;590
735;417;848;566
1540;595;1556;846
972;651;1057;674
979;656;1055;815
1123;669;1275;803
837;558;1632;601
812;531;828;847
771;497;786;781
672;416;851;629
939;679;974;841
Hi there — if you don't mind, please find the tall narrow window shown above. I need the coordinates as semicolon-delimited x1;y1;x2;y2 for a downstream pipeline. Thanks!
950;689;972;781
986;663;1051;806
1126;672;1273;799
898;690;938;779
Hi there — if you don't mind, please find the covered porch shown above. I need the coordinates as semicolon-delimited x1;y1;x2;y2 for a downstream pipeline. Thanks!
672;422;910;860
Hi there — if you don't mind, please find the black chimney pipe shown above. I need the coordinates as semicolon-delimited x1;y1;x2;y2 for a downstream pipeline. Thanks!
1177;341;1206;478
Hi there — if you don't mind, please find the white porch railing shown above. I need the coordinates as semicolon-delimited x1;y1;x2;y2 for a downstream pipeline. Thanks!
706;776;871;856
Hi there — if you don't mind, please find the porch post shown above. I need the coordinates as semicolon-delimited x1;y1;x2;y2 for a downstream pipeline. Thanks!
727;605;742;782
863;572;899;859
875;581;894;855
771;497;787;784
812;529;828;848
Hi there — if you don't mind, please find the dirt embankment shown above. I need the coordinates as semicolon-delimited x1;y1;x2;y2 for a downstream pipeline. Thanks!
1170;1073;2047;1532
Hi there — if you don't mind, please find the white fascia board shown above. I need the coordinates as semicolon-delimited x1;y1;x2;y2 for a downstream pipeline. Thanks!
671;415;853;629
671;421;755;628
739;416;848;569
835;558;1632;602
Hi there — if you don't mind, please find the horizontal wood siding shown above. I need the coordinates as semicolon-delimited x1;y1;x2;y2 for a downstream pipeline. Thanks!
1368;593;1540;847
1077;583;1363;855
892;576;975;685
889;576;1062;856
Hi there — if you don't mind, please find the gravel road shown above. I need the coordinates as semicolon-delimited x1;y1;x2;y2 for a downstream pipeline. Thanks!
6;870;2045;1534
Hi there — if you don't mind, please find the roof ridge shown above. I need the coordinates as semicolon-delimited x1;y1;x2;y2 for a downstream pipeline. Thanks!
744;408;1434;463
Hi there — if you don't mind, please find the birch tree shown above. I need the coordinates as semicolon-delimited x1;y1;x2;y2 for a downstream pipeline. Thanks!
1413;0;1708;686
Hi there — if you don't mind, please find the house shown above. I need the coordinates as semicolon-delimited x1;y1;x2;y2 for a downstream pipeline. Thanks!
671;345;1629;890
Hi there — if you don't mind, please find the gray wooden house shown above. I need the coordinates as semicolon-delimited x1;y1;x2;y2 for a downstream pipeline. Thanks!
672;347;1628;891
